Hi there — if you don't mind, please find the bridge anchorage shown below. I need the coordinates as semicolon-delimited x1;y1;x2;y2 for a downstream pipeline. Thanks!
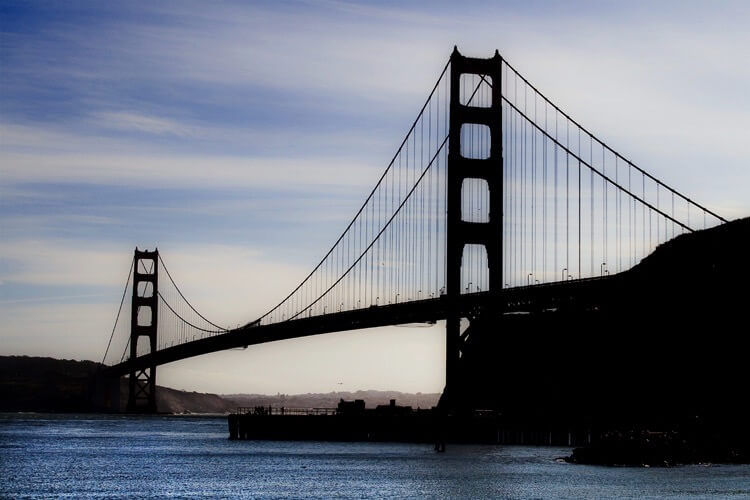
100;47;727;416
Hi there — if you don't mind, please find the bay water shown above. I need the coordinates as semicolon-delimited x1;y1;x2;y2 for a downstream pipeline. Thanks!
2;414;749;498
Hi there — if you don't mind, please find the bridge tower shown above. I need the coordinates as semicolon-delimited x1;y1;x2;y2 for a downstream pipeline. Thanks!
127;248;159;413
444;48;503;411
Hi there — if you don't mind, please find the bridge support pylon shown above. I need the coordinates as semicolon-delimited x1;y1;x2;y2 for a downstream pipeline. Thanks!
127;248;159;413
442;48;503;413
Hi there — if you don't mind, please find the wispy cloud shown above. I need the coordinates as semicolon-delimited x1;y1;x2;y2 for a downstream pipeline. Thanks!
1;150;383;190
91;111;197;136
0;239;132;287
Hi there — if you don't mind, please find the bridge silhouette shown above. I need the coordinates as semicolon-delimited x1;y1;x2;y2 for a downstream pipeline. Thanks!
100;48;726;413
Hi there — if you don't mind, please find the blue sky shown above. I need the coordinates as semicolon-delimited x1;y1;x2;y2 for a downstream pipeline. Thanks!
2;1;749;394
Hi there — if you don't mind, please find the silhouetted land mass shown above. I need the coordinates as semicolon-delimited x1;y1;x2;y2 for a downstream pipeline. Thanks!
0;356;233;413
225;391;440;410
0;356;101;413
455;216;749;464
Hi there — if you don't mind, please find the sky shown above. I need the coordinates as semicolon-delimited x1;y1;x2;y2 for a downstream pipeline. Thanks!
1;0;749;395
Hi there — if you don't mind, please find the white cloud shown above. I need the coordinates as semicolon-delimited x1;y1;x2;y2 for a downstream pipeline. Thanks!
0;238;312;323
0;148;383;192
0;240;130;287
91;111;198;136
0;302;116;360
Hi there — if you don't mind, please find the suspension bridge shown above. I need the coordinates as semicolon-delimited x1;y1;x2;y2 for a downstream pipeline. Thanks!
99;48;727;413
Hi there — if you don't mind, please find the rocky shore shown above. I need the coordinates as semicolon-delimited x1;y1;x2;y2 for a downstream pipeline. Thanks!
566;428;750;466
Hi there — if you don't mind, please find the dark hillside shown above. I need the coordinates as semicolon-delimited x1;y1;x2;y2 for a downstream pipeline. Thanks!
0;356;100;412
0;356;234;413
459;217;750;433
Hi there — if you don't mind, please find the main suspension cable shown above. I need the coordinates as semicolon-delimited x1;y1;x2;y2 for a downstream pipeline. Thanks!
157;292;227;334
253;58;452;326
158;254;226;330
100;256;134;366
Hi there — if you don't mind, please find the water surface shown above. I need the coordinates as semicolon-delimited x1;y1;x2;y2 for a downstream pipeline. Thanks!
2;414;749;498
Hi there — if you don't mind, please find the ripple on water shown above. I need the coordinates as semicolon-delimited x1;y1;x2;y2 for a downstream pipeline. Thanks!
1;414;749;498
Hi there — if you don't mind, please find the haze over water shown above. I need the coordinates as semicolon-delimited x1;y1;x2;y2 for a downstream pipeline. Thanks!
2;414;749;498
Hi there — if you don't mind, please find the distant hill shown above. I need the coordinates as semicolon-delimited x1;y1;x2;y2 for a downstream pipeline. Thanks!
0;356;234;414
0;355;102;412
155;385;234;414
224;390;440;410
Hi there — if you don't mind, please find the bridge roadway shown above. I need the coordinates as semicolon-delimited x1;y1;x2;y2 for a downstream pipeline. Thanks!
104;274;618;377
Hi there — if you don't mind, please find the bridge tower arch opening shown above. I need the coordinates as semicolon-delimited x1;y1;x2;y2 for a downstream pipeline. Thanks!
128;248;159;413
444;48;503;412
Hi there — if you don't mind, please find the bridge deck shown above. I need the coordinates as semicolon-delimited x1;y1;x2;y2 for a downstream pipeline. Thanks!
104;275;616;376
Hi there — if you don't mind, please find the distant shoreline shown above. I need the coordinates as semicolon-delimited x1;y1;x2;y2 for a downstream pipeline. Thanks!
0;355;439;414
